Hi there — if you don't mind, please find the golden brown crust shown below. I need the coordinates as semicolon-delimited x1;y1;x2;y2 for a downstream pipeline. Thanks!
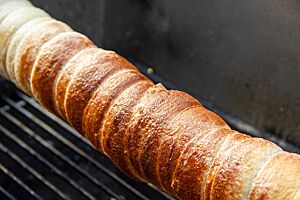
80;54;138;136
157;106;229;195
204;133;251;200
69;69;146;138
125;90;201;183
207;137;281;200
1;4;300;199
139;91;202;186
95;72;150;152
82;71;148;150
102;80;154;179
6;17;50;83
54;47;98;119
249;152;300;200
66;51;139;135
121;84;166;182
171;128;232;200
14;19;72;94
30;32;95;114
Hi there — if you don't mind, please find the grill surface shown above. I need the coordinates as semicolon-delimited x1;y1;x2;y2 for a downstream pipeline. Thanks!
0;63;299;200
0;78;174;199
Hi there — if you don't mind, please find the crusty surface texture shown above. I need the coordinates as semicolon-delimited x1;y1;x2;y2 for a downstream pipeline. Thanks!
82;70;148;145
0;6;48;78
0;3;299;200
249;152;300;200
80;52;140;139
127;90;202;185
121;84;166;182
204;133;251;199
157;106;229;196
30;32;95;114
82;70;149;149
54;47;98;119
171;128;232;200
64;50;137;134
14;19;72;94
206;137;281;200
101;80;154;179
6;17;51;83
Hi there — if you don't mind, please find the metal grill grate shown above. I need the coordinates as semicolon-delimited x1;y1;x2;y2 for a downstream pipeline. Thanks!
0;80;174;200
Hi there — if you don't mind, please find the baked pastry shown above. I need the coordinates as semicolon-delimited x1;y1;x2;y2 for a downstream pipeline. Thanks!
0;1;299;199
0;5;48;78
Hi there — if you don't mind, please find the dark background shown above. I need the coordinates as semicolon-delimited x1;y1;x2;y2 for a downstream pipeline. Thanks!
30;0;300;147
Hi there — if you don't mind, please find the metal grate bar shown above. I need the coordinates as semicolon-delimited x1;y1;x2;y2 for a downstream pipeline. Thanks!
16;92;165;200
0;157;43;200
2;94;171;200
147;184;174;200
0;108;123;200
0;124;96;200
16;92;88;142
2;97;141;199
0;185;17;200
0;140;69;200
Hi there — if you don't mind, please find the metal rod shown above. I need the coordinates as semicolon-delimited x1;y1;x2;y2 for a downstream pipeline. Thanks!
147;184;174;200
0;125;96;200
0;185;17;200
0;109;122;200
0;141;70;200
15;92;150;200
0;155;43;200
16;92;87;141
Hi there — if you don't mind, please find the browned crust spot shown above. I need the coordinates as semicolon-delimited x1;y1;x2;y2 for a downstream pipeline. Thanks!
15;20;72;94
102;81;154;180
54;48;99;119
30;32;95;114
